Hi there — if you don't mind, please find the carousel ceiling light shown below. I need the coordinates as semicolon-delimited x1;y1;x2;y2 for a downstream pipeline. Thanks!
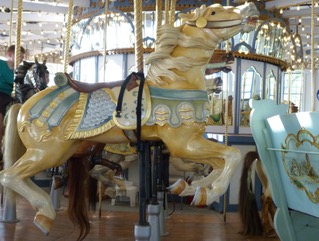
297;5;300;11
302;26;305;31
280;9;283;14
298;18;302;23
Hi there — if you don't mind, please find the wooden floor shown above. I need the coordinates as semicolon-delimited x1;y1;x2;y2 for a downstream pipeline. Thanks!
0;196;280;241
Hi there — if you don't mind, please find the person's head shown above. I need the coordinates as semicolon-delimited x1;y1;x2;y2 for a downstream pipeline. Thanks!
6;45;26;65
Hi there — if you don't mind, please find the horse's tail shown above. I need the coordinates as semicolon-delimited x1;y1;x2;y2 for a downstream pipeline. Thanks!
238;151;263;235
3;103;25;169
67;156;90;241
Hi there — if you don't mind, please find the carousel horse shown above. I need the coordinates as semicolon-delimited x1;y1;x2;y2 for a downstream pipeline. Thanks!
89;143;209;201
239;151;276;236
14;58;48;103
0;3;259;240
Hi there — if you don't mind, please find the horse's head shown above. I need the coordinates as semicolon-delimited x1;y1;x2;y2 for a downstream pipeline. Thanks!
179;2;259;40
206;77;223;94
32;58;48;90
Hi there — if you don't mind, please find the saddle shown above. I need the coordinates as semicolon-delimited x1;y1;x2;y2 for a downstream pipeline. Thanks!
64;73;138;93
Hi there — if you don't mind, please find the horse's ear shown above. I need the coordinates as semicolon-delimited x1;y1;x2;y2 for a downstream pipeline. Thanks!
43;59;47;65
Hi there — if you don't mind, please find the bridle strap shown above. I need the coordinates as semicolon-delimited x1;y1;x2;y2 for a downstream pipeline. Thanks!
186;19;242;29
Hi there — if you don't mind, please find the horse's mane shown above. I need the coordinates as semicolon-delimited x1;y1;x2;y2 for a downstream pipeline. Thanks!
14;61;34;85
146;24;219;85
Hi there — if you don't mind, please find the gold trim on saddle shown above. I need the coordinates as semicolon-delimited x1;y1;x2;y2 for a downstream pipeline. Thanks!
65;88;117;140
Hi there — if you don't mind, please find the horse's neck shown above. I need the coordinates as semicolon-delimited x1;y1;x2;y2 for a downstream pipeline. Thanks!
168;26;218;90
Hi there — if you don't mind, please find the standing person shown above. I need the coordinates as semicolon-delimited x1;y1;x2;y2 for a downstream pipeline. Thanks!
0;45;25;158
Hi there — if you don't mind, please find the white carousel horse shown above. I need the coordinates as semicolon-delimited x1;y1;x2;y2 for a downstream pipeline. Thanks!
0;3;259;240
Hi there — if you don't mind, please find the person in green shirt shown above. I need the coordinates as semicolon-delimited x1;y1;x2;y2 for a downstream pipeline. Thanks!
0;45;25;159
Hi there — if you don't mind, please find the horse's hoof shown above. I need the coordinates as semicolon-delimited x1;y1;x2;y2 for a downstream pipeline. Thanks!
191;187;207;206
179;186;196;196
33;214;54;236
167;179;187;195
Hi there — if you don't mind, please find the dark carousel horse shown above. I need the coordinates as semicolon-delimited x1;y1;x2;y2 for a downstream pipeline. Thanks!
14;58;48;103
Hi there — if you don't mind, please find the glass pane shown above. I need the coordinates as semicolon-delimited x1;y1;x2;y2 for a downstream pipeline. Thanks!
206;72;235;126
240;66;262;127
282;71;303;111
265;70;277;100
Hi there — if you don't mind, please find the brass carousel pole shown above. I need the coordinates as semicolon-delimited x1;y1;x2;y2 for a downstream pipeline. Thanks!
63;0;74;73
1;0;23;223
9;0;14;45
98;0;110;220
103;0;109;83
49;0;74;213
164;0;170;24
155;0;163;39
134;0;143;73
311;0;315;111
134;0;151;240
223;0;231;223
169;0;176;25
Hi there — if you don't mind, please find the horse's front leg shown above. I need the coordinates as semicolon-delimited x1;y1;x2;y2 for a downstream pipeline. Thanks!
0;141;79;235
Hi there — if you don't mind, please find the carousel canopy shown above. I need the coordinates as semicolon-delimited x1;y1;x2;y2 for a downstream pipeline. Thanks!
0;0;317;66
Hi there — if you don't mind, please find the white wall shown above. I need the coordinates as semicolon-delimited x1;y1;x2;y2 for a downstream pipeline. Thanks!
303;69;319;112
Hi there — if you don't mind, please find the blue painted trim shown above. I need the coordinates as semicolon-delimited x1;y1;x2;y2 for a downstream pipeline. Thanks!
149;86;208;101
263;61;266;99
234;58;241;134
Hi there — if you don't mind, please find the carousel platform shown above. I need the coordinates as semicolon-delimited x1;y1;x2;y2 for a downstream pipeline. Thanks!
0;192;280;241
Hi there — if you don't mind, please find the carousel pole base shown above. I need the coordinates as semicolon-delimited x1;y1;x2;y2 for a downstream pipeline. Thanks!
134;224;151;241
1;189;19;223
50;176;63;211
148;203;161;241
158;191;168;236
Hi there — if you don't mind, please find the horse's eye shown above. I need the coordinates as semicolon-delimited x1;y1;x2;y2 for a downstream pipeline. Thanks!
211;11;216;15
